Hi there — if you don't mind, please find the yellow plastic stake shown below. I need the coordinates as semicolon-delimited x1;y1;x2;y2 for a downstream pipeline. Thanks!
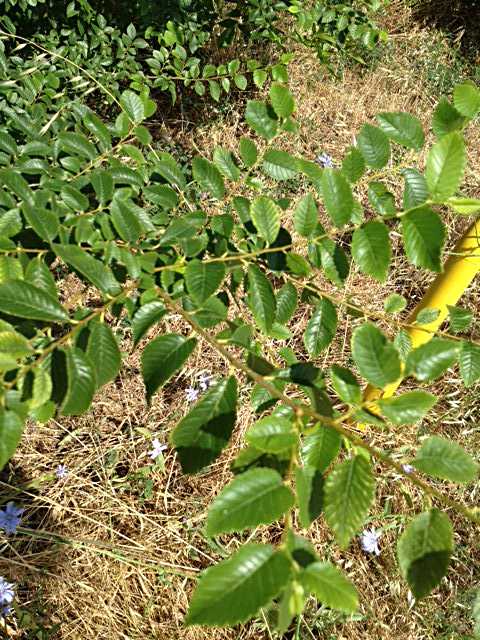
363;218;480;406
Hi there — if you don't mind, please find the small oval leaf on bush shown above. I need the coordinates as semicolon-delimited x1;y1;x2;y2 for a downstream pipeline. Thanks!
324;455;375;549
412;436;478;483
206;467;294;536
397;509;453;599
185;544;291;626
142;334;197;401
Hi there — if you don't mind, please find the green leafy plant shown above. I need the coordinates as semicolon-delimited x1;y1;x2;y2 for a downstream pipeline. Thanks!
0;35;479;633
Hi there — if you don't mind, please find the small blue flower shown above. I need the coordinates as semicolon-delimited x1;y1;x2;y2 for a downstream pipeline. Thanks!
402;464;414;474
185;386;200;403
0;577;14;606
148;438;167;461
360;527;381;556
0;503;23;535
1;603;12;617
198;373;212;392
315;152;334;168
56;464;68;480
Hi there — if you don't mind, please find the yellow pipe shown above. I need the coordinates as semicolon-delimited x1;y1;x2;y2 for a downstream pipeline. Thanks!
363;218;480;405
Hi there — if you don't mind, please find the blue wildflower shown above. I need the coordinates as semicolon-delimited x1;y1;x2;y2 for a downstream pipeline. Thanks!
0;503;23;535
360;527;381;556
185;386;200;402
198;373;212;392
402;464;414;474
316;152;334;168
56;464;68;479
0;577;14;609
148;438;167;461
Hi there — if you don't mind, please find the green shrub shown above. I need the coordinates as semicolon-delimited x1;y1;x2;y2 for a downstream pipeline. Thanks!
0;30;479;629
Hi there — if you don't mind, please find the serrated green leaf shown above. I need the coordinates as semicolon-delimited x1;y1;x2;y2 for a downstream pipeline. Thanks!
301;425;341;473
120;90;145;124
376;112;424;150
206;468;294;536
269;83;295;118
275;282;297;325
357;124;390;168
352;220;391;282
91;170;114;204
301;562;358;613
304;298;337;357
84;111;112;150
406;338;459;382
453;82;480;119
142;334;197;401
321;169;353;227
24;258;57;299
185;544;291;626
53;245;120;296
425;132;466;201
401;206;445;272
384;293;407;314
239;137;258;167
378;391;437;425
213;147;240;181
330;365;361;404
277;581;304;636
0;410;24;469
324;455;375;548
294;194;318;237
0;131;17;156
246;416;298;454
0;256;22;283
368;181;396;216
352;323;401;388
132;301;167;346
57;132;96;160
415;307;440;324
459;341;480;387
0;280;68;323
317;238;350;286
432;98;466;138
30;366;52;409
171;377;237;473
110;198;142;243
394;328;413;361
412;436;478;483
253;69;267;88
447;197;480;215
61;185;89;211
154;154;186;190
22;202;59;243
397;509;453;599
185;260;225;304
192;157;225;199
250;196;281;244
341;147;365;183
447;305;473;333
247;264;276;334
246;100;278;140
0;331;32;359
296;465;324;528
402;168;429;210
86;322;121;389
61;347;96;416
262;149;298;181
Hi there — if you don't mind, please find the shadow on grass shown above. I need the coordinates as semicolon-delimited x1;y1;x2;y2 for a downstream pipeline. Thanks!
410;0;480;60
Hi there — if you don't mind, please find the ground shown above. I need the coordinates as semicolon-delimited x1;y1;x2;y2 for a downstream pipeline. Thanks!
0;2;479;639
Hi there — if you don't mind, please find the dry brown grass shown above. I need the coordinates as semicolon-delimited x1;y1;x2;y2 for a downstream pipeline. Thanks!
1;2;480;639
